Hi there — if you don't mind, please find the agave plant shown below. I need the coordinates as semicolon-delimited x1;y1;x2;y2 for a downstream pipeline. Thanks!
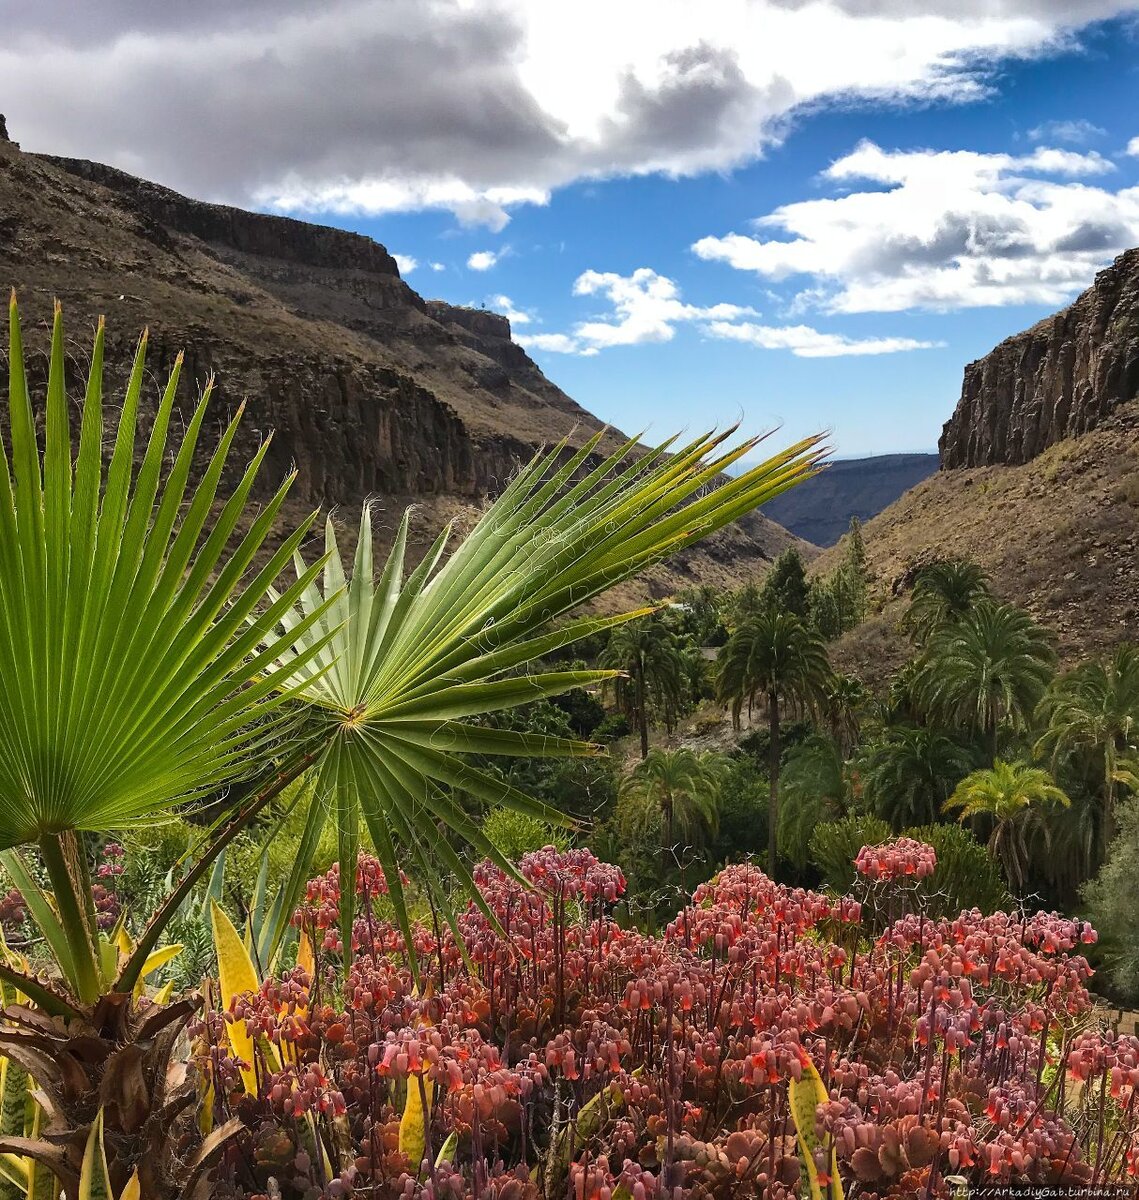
0;295;823;1196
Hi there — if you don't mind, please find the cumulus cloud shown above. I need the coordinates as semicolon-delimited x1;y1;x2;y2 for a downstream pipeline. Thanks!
486;294;533;324
515;266;932;358
693;139;1139;312
392;253;418;274
1127;137;1139;157
430;262;446;272
704;321;942;357
467;250;500;271
1;0;1135;225
1027;118;1105;143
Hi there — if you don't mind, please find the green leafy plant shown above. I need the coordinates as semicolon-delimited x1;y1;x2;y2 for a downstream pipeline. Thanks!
0;298;824;1195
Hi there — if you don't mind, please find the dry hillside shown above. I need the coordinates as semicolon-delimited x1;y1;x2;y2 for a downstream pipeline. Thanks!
819;401;1139;684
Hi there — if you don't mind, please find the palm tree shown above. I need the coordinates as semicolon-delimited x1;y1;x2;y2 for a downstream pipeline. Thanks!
778;734;850;869
0;298;825;1194
716;610;831;878
944;759;1070;894
915;601;1055;761
904;560;991;643
619;748;725;873
824;672;865;755
859;725;975;829
602;616;686;758
1036;644;1139;852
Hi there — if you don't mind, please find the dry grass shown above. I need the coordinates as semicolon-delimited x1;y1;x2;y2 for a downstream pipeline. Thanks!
815;401;1139;683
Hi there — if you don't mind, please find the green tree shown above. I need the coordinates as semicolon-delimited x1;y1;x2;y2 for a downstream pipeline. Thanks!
602;616;686;758
778;734;851;869
824;672;865;754
859;725;975;829
1036;644;1139;852
904;559;991;644
761;547;810;618
915;602;1055;761
944;759;1070;894
716;611;831;878
618;748;726;874
0;299;824;1192
1083;796;1139;1003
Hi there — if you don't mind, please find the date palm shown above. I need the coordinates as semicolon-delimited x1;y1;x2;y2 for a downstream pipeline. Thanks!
914;602;1055;762
1036;644;1139;853
602;617;685;759
778;734;850;869
716;611;831;878
618;748;725;874
0;298;823;1196
859;725;975;830
944;759;1070;895
904;560;990;644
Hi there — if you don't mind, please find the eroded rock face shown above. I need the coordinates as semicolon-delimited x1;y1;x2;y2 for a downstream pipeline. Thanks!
940;248;1139;468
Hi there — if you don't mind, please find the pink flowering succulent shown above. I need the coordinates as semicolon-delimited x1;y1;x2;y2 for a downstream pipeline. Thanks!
196;847;1135;1200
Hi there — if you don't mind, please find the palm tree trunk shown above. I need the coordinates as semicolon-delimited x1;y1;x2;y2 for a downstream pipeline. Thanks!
636;655;649;759
768;689;780;882
662;791;674;877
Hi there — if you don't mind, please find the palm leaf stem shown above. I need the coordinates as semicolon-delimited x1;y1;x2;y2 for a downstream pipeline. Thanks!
37;833;100;1005
115;744;322;994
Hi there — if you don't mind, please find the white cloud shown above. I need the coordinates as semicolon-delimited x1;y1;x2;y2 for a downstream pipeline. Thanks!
486;294;532;324
515;332;583;354
430;261;446;272
3;1;1136;225
1127;137;1139;157
392;253;418;274
516;266;931;358
1027;118;1105;143
704;320;942;357
693;139;1139;312
467;250;500;271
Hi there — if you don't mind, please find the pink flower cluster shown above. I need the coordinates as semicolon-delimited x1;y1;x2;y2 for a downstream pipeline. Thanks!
855;838;937;882
197;849;1134;1200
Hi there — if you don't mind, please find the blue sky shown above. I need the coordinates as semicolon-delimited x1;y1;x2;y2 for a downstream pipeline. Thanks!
6;1;1139;457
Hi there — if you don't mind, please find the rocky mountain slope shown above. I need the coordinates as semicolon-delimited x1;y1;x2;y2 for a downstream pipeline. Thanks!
761;452;938;545
820;406;1139;684
940;248;1139;467
0;121;806;596
817;248;1139;683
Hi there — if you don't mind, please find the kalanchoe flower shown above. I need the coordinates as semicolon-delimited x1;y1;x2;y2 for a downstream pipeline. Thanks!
197;847;1133;1200
855;838;937;882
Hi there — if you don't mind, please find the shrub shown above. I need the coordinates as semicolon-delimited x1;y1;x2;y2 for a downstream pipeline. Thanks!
1083;796;1139;1003
592;712;631;741
480;807;570;862
902;821;1012;917
195;848;1125;1200
809;813;892;893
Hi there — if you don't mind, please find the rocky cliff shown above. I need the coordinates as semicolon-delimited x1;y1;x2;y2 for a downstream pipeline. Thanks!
940;248;1139;468
0;126;805;593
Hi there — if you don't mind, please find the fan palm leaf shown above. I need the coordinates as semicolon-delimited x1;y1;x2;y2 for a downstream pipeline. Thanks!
0;297;332;1000
263;426;826;961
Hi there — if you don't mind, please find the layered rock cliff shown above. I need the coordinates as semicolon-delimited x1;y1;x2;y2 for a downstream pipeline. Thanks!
940;248;1139;468
0;128;806;593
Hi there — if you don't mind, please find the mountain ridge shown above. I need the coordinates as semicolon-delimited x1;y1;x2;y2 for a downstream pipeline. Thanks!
0;126;808;598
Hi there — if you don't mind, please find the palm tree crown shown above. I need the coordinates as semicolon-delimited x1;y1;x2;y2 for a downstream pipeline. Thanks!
602;617;686;758
1036;643;1139;851
904;559;991;643
716;609;831;878
859;725;975;830
619;748;725;873
944;758;1069;894
915;601;1055;760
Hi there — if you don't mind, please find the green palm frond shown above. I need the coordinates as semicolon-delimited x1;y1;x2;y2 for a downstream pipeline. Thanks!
265;427;826;961
0;297;329;851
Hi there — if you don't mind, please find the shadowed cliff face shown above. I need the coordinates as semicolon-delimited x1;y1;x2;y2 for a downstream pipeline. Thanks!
940;248;1139;469
0;132;807;594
